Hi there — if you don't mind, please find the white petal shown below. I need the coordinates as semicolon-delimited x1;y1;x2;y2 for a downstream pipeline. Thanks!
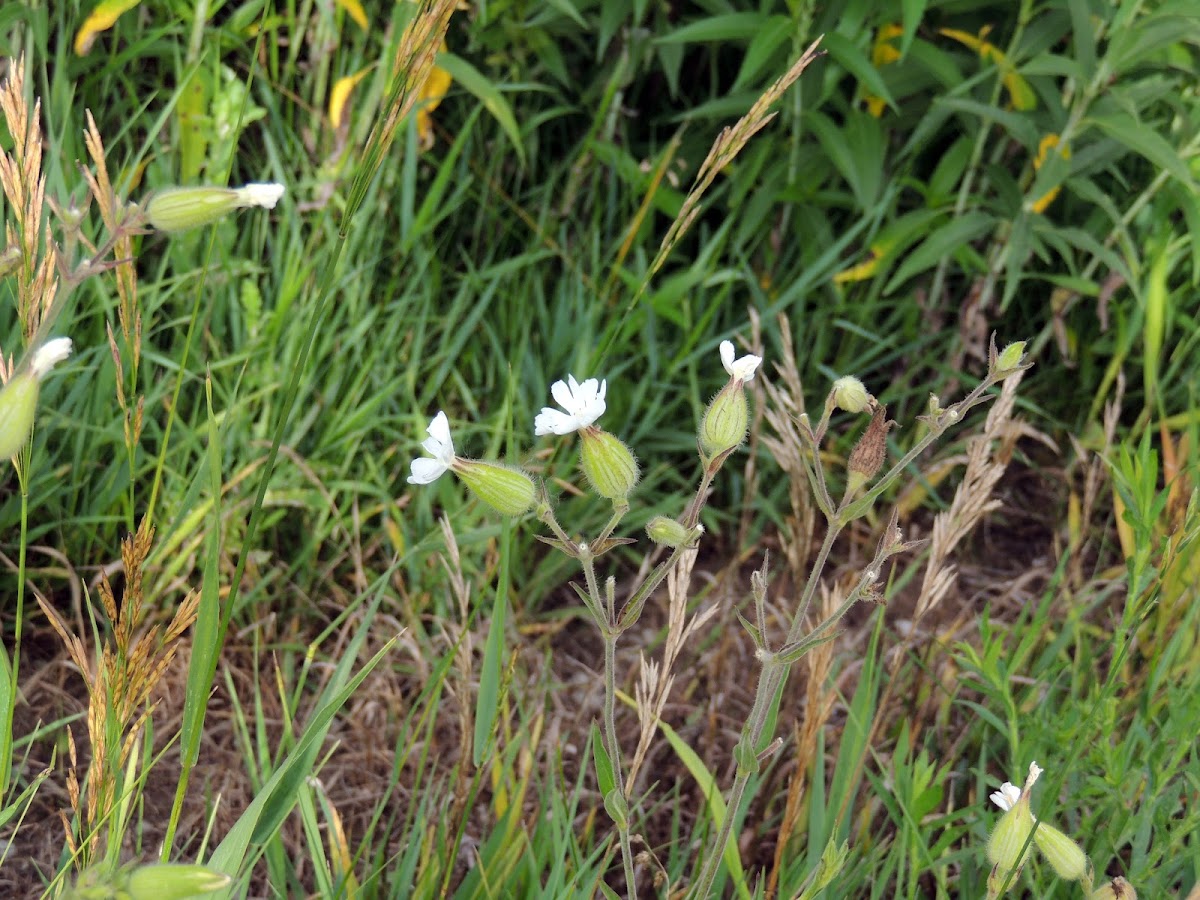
534;408;577;436
535;374;606;436
409;411;456;484
30;337;73;378
720;339;762;382
423;410;455;462
720;340;736;372
235;182;285;209
550;378;576;411
408;457;450;484
990;782;1021;811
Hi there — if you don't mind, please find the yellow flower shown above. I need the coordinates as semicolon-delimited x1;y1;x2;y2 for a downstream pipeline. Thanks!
330;68;372;129
1030;134;1071;213
335;0;368;30
74;0;142;56
863;24;904;117
940;26;1036;111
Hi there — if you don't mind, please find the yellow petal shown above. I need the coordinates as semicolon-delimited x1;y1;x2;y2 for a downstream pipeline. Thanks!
1003;70;1037;110
1030;186;1061;214
833;244;887;283
872;23;904;66
329;68;371;129
1031;134;1070;211
416;63;453;148
335;0;369;30
74;0;143;56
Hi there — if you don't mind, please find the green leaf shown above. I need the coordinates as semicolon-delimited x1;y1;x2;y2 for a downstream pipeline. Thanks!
1088;111;1196;191
648;712;751;899
885;211;995;293
207;621;397;876
731;17;793;91
823;32;897;113
437;53;526;169
474;522;511;765
934;96;1039;147
899;0;927;57
653;12;767;44
590;723;616;799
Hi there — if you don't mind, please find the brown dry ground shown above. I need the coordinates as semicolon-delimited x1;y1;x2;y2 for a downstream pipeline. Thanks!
3;458;1076;897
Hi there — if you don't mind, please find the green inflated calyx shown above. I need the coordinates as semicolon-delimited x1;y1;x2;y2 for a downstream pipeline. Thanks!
987;795;1036;874
0;372;39;459
1034;822;1088;881
455;460;537;516
699;382;748;461
126;863;231;899
580;427;639;500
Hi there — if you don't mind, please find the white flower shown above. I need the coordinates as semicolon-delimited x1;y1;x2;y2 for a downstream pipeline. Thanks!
991;761;1043;811
534;375;606;436
408;411;456;484
234;182;285;209
30;337;73;378
990;782;1021;811
720;340;761;383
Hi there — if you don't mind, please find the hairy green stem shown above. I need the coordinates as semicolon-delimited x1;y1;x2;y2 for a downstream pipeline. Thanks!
604;630;638;896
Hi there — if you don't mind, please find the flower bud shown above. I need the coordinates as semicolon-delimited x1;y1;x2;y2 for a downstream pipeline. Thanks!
1090;877;1136;900
699;382;749;461
987;792;1036;874
646;516;700;548
846;406;892;495
127;863;231;899
1034;821;1087;881
454;460;537;516
996;342;1026;371
580;427;639;501
145;183;284;233
0;338;73;459
831;376;872;413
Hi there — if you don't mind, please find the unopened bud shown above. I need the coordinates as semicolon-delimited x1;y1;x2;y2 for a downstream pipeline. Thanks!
646;516;700;548
699;382;749;461
831;376;872;413
127;863;232;900
1034;822;1087;881
580;427;639;500
145;182;284;233
1090;877;1136;900
994;341;1027;374
846;406;892;495
454;461;537;516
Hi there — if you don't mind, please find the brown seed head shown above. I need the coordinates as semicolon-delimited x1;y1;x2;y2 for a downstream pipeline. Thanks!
848;406;893;482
